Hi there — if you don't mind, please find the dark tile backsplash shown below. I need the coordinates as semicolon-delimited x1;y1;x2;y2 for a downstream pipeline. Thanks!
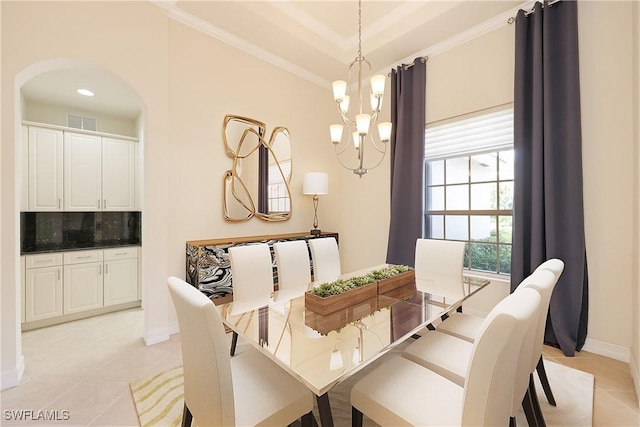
21;211;141;254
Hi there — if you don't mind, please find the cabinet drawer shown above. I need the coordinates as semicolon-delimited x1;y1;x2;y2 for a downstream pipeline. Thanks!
26;253;63;269
104;246;138;261
64;250;103;264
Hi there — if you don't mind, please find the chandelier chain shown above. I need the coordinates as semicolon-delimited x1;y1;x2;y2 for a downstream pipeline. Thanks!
357;0;362;59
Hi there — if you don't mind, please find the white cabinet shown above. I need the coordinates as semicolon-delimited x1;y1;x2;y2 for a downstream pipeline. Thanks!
28;126;64;211
64;132;102;211
64;132;136;211
104;247;139;306
63;250;104;314
23;247;139;327
102;137;135;211
25;253;63;322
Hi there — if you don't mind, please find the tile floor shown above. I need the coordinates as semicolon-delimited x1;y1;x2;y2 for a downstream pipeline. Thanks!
1;308;638;426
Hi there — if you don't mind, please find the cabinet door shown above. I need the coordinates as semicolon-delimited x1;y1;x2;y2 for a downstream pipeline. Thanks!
28;126;64;211
25;266;63;322
64;132;102;211
63;262;103;314
104;258;138;306
102;138;135;211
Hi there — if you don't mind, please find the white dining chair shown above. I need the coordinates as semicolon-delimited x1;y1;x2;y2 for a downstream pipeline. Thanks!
273;240;312;302
228;243;274;356
350;287;541;426
414;238;466;300
437;258;564;408
404;269;557;427
167;277;314;427
308;237;341;283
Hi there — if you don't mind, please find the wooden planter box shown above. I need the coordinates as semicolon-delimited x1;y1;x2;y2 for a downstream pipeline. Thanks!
305;282;377;315
304;297;378;335
377;270;415;294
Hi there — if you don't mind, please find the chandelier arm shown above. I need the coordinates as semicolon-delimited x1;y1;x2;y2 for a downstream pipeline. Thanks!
368;134;388;154
333;145;359;173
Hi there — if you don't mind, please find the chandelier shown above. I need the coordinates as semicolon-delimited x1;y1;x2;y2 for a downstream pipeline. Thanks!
329;0;392;177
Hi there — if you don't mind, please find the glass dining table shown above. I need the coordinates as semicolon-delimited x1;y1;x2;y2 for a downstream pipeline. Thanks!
216;269;489;427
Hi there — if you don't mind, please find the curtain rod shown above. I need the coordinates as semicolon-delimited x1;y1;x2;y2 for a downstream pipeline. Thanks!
507;0;563;24
387;56;428;76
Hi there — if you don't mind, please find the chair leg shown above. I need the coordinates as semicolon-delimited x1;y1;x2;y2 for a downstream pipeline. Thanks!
536;356;557;406
521;384;538;427
509;416;517;427
301;411;314;427
528;374;546;427
181;403;193;427
230;331;238;356
352;406;363;427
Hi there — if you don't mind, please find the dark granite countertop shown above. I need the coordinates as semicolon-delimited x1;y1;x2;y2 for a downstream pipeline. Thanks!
22;241;141;255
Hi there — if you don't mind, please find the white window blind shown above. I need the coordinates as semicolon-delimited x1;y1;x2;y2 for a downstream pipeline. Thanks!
425;108;513;160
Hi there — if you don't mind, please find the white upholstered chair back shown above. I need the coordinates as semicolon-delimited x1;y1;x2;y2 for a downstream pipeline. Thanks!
167;276;235;426
308;237;341;283
414;238;466;300
273;240;311;300
228;243;274;311
462;288;541;426
535;258;565;281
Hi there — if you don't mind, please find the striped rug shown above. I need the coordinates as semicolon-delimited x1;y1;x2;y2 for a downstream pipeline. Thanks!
130;365;185;427
131;358;592;427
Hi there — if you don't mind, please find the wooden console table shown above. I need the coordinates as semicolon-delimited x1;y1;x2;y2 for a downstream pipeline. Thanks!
186;231;338;303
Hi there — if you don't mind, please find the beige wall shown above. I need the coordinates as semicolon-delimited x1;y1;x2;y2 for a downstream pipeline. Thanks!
23;101;137;137
632;0;640;404
579;1;636;353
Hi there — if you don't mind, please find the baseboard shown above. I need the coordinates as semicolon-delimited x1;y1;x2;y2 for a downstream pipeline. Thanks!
582;337;630;362
630;353;640;409
0;355;25;391
143;321;179;346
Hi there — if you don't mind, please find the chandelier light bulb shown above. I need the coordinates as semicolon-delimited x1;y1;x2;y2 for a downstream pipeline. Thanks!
340;95;350;114
370;74;386;96
332;80;347;101
352;131;360;149
356;114;371;135
378;122;392;143
330;124;343;144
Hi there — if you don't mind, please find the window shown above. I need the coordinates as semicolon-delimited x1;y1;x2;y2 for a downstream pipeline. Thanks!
267;160;291;213
424;108;513;275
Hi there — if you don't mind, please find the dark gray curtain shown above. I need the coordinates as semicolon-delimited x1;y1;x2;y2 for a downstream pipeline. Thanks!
386;58;426;267
511;0;588;356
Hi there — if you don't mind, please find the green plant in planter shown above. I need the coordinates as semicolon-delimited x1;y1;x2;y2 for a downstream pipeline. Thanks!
369;265;413;280
309;265;413;298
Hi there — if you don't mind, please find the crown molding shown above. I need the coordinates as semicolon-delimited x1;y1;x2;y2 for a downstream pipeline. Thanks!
153;1;534;89
155;1;331;88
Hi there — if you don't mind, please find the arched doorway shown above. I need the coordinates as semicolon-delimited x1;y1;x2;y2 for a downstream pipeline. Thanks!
4;59;147;389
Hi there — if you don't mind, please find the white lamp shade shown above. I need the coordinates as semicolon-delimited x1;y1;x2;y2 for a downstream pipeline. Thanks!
329;124;343;143
339;95;350;114
329;349;343;370
352;131;360;149
332;80;347;101
356;114;371;135
303;172;329;195
378;122;392;142
370;74;386;95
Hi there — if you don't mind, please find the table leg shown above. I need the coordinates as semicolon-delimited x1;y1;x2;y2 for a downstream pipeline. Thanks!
316;393;334;427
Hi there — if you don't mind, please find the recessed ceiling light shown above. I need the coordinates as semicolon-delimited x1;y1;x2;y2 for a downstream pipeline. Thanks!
76;88;95;97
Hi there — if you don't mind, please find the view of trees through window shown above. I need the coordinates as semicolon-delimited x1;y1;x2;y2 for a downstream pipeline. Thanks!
424;150;514;275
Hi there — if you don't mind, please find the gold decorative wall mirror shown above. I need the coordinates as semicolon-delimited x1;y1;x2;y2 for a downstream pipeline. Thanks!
223;115;292;222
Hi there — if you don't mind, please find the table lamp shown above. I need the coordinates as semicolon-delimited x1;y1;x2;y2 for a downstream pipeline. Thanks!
303;172;328;236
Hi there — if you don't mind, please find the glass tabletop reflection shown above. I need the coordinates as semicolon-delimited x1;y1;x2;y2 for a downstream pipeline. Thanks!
217;277;488;397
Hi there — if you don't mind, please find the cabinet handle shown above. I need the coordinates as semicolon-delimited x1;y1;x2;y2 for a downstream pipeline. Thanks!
99;265;102;275
105;264;109;274
97;200;101;209
115;252;127;256
57;198;61;209
35;259;53;264
77;255;91;259
103;199;106;209
57;270;61;281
